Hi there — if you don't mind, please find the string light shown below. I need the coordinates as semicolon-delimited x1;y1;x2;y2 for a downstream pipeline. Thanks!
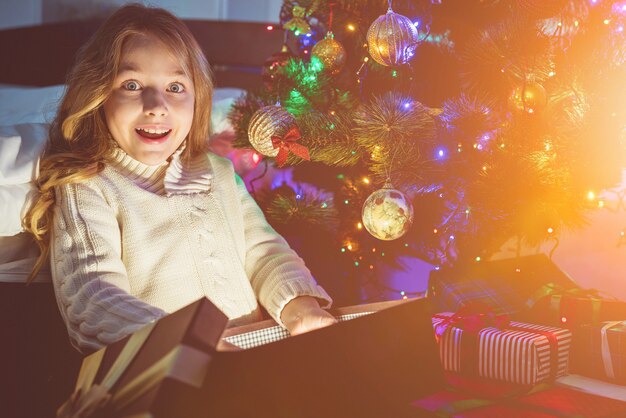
357;222;363;230
587;191;596;200
266;25;274;31
475;256;481;262
362;177;370;184
547;227;554;234
347;24;356;31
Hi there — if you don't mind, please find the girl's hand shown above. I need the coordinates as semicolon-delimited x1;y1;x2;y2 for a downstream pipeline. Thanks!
281;296;338;336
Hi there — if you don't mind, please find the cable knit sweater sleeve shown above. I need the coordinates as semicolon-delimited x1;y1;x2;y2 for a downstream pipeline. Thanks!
233;173;332;324
51;181;167;353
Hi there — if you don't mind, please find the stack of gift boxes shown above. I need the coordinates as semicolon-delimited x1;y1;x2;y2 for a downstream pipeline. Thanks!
421;253;626;416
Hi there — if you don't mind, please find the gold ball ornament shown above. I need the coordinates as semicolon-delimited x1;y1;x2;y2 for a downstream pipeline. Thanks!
509;81;548;114
361;180;414;241
248;105;296;157
366;7;419;67
311;32;347;75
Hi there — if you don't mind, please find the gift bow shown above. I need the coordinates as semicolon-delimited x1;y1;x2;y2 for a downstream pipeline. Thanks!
57;322;211;418
271;125;310;167
433;302;510;342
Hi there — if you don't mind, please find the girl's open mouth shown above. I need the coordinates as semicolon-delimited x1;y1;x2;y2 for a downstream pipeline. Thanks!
135;127;171;140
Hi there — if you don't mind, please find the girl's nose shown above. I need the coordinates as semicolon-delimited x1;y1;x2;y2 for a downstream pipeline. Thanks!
143;88;168;117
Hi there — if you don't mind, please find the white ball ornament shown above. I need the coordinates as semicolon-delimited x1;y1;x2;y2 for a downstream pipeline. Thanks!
361;180;414;241
247;105;296;157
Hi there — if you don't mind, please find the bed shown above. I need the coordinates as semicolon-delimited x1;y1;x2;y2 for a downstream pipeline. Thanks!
0;19;282;418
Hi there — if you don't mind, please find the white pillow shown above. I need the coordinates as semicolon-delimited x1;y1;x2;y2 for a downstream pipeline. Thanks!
0;184;35;236
0;123;48;185
0;84;65;125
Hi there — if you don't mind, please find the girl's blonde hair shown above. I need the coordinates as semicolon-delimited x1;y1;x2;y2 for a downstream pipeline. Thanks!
24;4;214;283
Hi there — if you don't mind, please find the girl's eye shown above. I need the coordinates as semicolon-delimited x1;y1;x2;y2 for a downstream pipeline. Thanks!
168;82;185;93
123;81;140;91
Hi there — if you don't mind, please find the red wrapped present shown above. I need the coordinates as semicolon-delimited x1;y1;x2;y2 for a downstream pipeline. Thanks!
432;306;572;385
571;320;626;385
523;283;626;328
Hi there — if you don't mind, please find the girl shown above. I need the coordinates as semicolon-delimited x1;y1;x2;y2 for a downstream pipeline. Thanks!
24;4;335;353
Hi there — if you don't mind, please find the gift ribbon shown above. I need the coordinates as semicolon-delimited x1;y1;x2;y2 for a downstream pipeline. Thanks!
271;125;310;167
601;321;626;380
433;303;510;342
57;322;212;418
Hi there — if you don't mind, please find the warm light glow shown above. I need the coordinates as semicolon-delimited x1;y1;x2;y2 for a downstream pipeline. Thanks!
547;227;554;234
587;191;596;200
252;152;261;164
363;177;370;184
266;25;274;31
347;24;356;31
599;200;605;208
357;222;363;230
347;243;353;250
433;228;438;234
475;256;481;262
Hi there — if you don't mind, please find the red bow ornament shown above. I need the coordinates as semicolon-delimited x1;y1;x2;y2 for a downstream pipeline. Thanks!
271;125;311;167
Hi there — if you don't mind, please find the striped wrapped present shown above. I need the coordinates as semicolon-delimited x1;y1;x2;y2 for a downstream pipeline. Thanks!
432;311;572;385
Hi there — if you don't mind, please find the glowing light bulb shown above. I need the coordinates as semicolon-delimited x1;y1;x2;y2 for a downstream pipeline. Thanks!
357;222;363;230
266;25;274;31
547;227;554;234
587;191;596;200
347;24;356;31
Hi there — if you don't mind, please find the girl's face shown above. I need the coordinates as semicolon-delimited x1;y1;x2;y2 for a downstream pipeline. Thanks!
104;33;195;165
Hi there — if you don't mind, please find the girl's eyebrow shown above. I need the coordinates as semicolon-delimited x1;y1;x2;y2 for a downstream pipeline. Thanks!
117;62;187;77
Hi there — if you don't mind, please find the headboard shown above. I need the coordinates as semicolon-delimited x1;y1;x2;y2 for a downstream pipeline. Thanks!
0;19;283;90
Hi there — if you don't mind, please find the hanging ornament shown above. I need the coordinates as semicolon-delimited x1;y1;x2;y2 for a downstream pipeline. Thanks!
366;5;419;67
516;0;567;19
248;105;295;158
509;80;548;114
361;180;414;241
262;44;294;88
311;31;346;75
283;5;311;34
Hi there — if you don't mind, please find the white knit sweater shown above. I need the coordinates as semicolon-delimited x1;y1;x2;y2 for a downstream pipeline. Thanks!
51;147;331;352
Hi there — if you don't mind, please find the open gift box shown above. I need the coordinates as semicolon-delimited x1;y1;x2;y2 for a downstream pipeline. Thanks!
60;297;445;418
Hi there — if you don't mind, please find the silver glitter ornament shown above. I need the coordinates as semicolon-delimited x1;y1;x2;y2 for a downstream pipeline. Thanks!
367;7;419;67
247;105;296;157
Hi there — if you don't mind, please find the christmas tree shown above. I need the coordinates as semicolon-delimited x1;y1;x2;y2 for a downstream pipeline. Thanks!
228;0;626;303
